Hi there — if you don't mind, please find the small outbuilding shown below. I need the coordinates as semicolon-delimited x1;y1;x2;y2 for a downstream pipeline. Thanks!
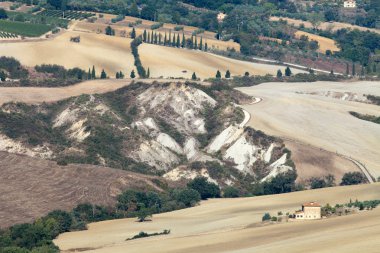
295;202;321;220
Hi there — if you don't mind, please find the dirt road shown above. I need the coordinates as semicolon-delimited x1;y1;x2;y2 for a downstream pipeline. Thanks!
55;183;380;253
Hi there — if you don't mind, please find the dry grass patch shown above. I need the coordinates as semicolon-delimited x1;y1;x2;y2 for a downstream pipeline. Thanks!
295;30;339;53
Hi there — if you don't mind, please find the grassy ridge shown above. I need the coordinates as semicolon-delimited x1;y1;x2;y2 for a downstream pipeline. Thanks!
0;20;51;37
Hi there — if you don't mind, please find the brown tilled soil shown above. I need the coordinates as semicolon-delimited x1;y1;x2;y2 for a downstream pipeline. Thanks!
0;152;165;228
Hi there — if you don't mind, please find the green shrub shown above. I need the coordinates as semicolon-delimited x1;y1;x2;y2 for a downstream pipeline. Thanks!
187;177;221;200
262;213;271;221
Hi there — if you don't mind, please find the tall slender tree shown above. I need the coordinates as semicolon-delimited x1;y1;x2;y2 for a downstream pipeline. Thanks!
151;30;154;43
100;69;107;79
285;66;292;76
346;63;349;76
87;68;91;79
164;33;167;46
91;65;96;79
192;72;197;80
147;68;150;78
143;29;147;42
225;70;230;78
159;33;162;44
130;27;136;39
194;36;198;49
204;42;208;51
147;33;151;43
181;33;185;48
199;37;203;50
352;63;356;76
176;33;180;47
216;70;221;79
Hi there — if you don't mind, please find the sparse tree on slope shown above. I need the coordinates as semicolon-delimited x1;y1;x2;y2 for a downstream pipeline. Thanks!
130;28;136;39
225;70;231;78
285;66;292;76
130;70;136;78
100;69;107;79
192;72;197;80
216;70;221;79
277;69;282;78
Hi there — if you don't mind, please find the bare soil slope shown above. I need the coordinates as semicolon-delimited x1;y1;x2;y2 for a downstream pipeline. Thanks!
139;44;305;79
237;81;380;179
0;31;135;75
55;183;380;253
0;152;163;228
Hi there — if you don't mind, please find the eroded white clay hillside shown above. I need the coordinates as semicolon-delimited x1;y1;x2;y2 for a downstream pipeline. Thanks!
0;82;295;186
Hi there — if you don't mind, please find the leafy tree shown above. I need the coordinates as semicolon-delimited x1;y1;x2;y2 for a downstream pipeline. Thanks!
130;70;136;78
129;1;139;17
310;177;327;189
276;69;282;78
0;8;8;19
0;70;6;81
136;204;152;222
187;177;221;200
262;170;297;194
44;210;72;233
340;172;367;186
244;72;250;77
174;188;201;207
100;69;107;79
116;72;120;79
225;70;231;78
285;66;292;76
191;72;197;80
262;213;271;221
105;26;115;36
215;70;221;79
223;186;239;198
130;28;136;39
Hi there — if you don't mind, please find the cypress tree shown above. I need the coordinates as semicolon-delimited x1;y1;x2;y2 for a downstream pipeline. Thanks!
143;29;147;42
277;69;282;78
147;33;151;43
154;33;158;44
130;70;136;78
181;33;185;48
100;69;107;79
192;72;197;80
147;68;150;78
91;65;96;79
204;42;208;51
225;70;230;78
151;30;154;43
116;72;120;79
194;36;198;49
87;68;91;79
216;70;221;79
199;37;203;50
352;63;356;76
119;71;124;79
346;63;349;75
191;35;194;49
130;27;136;39
164;33;167;46
360;66;364;76
176;33;180;47
285;66;292;76
159;33;162;44
373;63;377;73
172;34;176;47
168;30;171;46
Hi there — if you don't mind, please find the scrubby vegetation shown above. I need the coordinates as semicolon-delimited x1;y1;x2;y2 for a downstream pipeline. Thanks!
131;36;147;78
349;111;380;125
340;172;368;185
126;230;170;241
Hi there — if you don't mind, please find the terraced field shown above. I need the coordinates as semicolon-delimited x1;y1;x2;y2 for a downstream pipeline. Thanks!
37;10;94;20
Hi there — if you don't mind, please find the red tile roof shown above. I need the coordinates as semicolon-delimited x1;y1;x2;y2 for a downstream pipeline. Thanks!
302;202;321;207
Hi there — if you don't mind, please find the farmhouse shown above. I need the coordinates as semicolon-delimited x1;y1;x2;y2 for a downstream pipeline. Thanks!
343;0;356;8
295;202;321;220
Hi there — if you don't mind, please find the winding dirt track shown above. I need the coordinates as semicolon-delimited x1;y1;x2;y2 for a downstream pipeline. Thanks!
237;81;380;180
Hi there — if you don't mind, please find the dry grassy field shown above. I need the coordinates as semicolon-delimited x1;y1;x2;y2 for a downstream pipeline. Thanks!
0;152;164;228
237;81;380;179
139;43;305;79
0;31;136;75
295;30;340;53
77;14;239;51
54;183;380;253
270;16;380;35
0;79;132;105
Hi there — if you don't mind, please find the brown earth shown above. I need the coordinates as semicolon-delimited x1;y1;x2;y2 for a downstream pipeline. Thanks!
54;183;380;253
285;140;360;184
0;151;165;228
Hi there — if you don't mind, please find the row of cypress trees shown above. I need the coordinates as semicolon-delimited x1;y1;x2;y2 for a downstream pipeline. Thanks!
131;28;209;51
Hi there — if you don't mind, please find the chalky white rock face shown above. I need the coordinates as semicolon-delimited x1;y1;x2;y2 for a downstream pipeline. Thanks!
0;134;53;159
